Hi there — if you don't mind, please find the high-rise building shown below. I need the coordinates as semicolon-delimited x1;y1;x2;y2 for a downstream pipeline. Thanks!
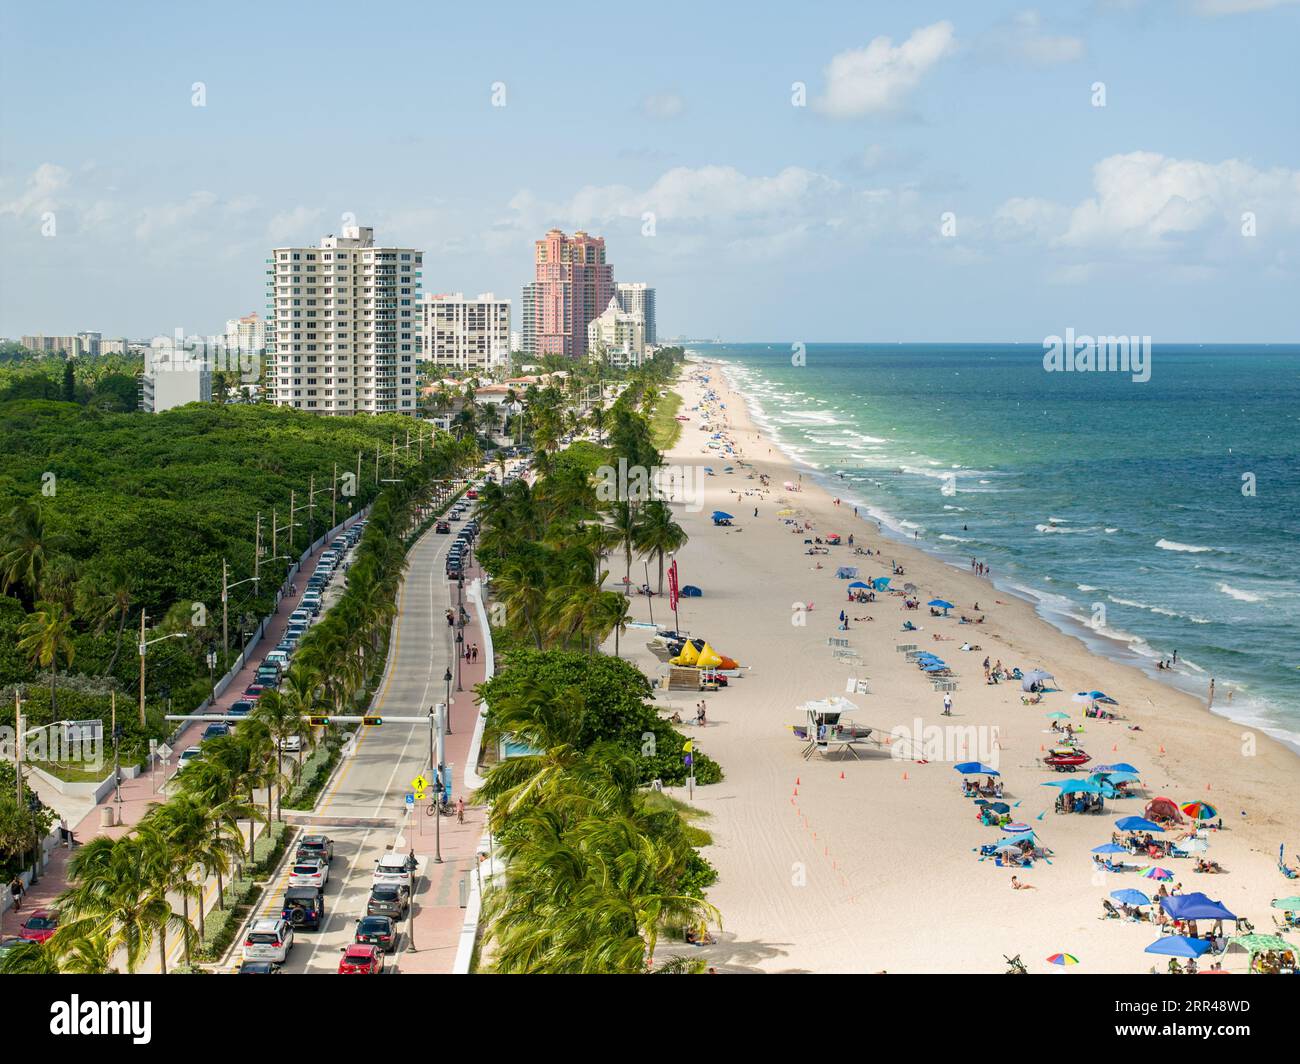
615;283;656;344
587;296;646;369
532;229;613;360
266;224;423;415
226;312;266;355
421;292;511;374
140;344;212;412
21;334;91;356
519;282;537;355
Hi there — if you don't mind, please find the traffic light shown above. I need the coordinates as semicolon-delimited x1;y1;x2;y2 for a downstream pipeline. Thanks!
362;715;383;727
307;715;331;727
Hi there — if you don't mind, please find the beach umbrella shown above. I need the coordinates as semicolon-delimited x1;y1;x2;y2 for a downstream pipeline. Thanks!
1180;838;1209;853
1046;711;1071;720
1045;953;1079;966
903;582;918;593
1227;933;1291;956
1116;816;1163;832
1093;843;1128;854
1092;770;1140;784
1098;763;1140;774
1271;897;1300;910
1144;936;1212;959
1181;801;1217;820
954;762;999;775
711;511;734;520
923;664;949;672
1111;889;1151;906
928;599;954;610
847;581;869;589
1002;822;1033;834
1143;866;1174;880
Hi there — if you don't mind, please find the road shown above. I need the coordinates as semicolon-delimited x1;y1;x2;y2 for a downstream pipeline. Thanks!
240;498;469;973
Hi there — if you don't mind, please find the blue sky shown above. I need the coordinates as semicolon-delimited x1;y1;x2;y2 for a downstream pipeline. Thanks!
2;0;1298;341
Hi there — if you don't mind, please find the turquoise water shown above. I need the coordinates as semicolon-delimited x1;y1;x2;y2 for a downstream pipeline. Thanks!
699;343;1300;749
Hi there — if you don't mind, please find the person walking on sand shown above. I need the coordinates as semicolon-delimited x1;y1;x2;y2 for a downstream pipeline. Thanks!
942;692;952;717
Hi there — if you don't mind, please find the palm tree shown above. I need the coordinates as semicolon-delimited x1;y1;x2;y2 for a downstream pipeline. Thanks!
595;591;631;658
17;600;76;717
635;501;688;593
0;500;68;605
75;559;136;675
607;502;640;590
175;762;251;909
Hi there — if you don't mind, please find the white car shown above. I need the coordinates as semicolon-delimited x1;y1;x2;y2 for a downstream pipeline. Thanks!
242;918;293;963
175;746;203;773
287;857;329;889
279;735;302;753
372;853;413;892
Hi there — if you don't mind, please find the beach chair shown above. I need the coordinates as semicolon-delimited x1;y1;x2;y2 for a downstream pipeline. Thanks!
1100;900;1122;921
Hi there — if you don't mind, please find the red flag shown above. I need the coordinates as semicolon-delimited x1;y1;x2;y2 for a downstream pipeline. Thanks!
668;559;680;612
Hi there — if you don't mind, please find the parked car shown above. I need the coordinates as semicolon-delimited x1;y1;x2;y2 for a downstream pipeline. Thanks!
264;650;290;669
176;745;203;771
354;915;397;953
281;886;326;931
0;937;27;960
366;884;410;920
255;667;282;688
201;723;231;742
289;609;312;626
243;684;267;699
242;918;294;963
287;857;329;890
236;960;281;974
465;489;478;499
296;835;334;863
228;700;254;719
18;910;59;944
337;943;384;975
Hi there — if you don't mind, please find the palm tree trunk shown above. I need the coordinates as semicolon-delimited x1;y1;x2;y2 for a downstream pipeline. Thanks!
181;892;192;967
106;607;129;676
658;550;665;594
158;928;168;975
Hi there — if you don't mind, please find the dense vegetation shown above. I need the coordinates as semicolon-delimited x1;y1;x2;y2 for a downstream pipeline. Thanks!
473;348;725;972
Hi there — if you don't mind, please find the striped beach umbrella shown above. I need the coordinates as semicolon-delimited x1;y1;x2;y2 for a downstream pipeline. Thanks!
1181;801;1217;820
1046;953;1080;966
1143;866;1174;880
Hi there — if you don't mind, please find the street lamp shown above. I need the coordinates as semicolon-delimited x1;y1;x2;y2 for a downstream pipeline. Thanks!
430;703;443;866
205;649;218;701
455;631;464;692
138;611;187;726
443;668;452;734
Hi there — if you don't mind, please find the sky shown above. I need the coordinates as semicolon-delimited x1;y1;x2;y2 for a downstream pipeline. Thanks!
1;0;1298;343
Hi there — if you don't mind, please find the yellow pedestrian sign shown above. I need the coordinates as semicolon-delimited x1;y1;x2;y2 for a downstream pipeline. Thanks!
411;774;429;792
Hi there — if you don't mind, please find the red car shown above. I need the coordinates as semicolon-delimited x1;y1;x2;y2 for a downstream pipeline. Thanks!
465;489;478;499
338;943;384;974
18;909;58;944
243;684;267;699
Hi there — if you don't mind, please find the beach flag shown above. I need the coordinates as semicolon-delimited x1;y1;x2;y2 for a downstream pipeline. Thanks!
668;560;680;611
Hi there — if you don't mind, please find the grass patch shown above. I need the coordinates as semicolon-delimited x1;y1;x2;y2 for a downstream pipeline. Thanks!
281;741;341;811
28;759;111;784
192;877;263;963
649;389;683;451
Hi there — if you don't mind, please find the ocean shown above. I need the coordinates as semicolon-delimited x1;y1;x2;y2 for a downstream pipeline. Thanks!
696;343;1300;751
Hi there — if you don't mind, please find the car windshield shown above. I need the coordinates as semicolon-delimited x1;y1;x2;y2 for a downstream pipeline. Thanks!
247;933;280;944
372;887;398;900
358;918;389;933
25;917;56;929
292;865;320;875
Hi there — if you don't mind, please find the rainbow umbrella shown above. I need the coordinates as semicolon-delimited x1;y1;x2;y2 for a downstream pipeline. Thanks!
1144;866;1174;880
1002;822;1034;834
1046;953;1080;966
1181;801;1218;820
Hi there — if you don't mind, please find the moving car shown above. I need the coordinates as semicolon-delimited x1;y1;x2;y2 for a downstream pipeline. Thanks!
242;918;294;963
176;745;203;772
354;915;397;953
372;852;412;891
435;521;450;534
281;887;326;930
337;943;384;975
18;910;58;944
287;857;329;890
279;734;302;753
236;960;280;974
366;884;410;920
296;835;334;863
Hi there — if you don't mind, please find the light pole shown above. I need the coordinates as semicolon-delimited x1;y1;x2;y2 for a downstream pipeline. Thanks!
455;631;464;692
206;649;218;701
430;703;444;865
138;611;187;726
222;558;261;660
443;668;452;735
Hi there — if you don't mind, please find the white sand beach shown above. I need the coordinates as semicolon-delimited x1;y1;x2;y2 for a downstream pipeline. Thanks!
607;357;1300;974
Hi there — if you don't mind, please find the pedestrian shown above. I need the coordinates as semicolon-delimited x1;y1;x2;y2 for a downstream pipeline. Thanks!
456;796;465;824
942;692;952;717
753;507;758;517
9;874;22;912
470;643;478;663
445;608;454;627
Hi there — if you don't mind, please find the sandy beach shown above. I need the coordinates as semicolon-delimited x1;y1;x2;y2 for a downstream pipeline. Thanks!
606;357;1300;974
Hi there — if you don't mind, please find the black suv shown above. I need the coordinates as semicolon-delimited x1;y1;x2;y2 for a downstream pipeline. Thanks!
281;887;325;930
366;884;410;920
296;834;334;863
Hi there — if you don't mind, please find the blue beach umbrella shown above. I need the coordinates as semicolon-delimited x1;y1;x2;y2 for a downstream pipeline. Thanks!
711;511;734;520
1092;770;1140;784
1144;936;1212;959
928;599;955;611
847;581;869;589
1098;763;1139;774
954;762;999;775
1043;779;1103;794
1111;889;1151;906
1116;816;1163;832
1092;843;1128;854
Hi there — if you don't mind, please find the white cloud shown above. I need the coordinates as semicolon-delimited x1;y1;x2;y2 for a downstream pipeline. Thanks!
1193;0;1299;15
642;92;685;119
0;163;69;218
812;21;956;118
267;205;325;242
982;10;1086;65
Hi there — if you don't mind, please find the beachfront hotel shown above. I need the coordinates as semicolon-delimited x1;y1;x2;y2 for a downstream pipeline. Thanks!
587;295;646;369
265;224;423;415
420;291;512;374
615;282;656;344
531;228;614;361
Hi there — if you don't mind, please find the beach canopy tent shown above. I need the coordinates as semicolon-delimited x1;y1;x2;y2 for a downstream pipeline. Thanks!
1022;669;1055;692
1112;889;1151;905
1116;816;1163;832
847;581;869;590
954;761;999;775
1227;934;1293;957
711;511;734;520
872;576;892;590
1160;893;1237;922
1144;936;1213;959
928;599;954;610
835;566;859;579
1098;763;1140;774
680;585;702;597
1091;770;1140;784
1272;897;1300;910
1042;779;1104;794
1145;797;1185;824
1093;843;1128;854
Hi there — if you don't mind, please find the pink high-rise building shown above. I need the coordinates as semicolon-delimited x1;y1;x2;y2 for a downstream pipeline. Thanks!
532;229;614;360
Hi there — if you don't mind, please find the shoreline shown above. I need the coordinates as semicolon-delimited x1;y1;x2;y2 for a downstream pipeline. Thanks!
603;355;1300;974
707;352;1300;760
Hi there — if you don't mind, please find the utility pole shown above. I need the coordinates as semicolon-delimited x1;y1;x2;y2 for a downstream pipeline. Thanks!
14;690;24;807
254;512;263;583
331;464;338;530
375;442;380;485
139;610;147;726
223;557;261;658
